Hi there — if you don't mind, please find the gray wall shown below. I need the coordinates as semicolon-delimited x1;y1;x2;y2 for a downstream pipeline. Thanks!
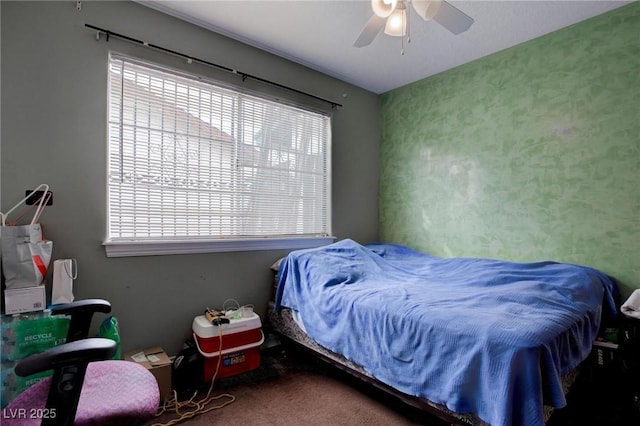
1;1;380;355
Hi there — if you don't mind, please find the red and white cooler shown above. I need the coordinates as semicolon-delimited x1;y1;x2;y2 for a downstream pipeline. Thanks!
192;313;264;381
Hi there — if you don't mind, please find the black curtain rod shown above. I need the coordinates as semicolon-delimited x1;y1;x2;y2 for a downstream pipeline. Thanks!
85;24;343;109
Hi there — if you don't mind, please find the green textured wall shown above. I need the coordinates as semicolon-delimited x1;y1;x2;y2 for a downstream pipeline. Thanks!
379;3;640;296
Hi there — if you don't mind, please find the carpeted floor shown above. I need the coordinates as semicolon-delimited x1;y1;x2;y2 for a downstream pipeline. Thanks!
146;340;640;426
146;343;447;426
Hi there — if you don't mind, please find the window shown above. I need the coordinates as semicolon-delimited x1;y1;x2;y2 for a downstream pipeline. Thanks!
105;54;332;256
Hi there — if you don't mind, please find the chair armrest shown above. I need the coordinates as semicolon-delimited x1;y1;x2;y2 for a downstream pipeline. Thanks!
50;299;112;342
50;299;111;316
14;338;116;377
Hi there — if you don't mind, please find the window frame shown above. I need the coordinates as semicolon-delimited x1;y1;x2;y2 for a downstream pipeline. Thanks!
104;53;334;257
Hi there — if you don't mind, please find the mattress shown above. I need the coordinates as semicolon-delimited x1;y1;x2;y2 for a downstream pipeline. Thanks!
270;239;618;425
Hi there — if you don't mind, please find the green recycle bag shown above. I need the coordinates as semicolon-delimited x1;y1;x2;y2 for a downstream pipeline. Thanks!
97;316;121;360
1;313;70;362
1;312;70;408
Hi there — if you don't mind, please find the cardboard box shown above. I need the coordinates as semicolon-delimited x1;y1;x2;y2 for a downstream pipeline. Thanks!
4;285;46;315
124;346;172;402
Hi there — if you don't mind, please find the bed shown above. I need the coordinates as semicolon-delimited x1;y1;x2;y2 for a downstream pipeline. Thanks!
268;239;619;426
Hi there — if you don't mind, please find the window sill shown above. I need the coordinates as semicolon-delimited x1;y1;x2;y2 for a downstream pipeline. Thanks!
103;236;336;258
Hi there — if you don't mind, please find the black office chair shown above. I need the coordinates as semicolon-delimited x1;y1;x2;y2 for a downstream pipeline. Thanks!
5;299;159;426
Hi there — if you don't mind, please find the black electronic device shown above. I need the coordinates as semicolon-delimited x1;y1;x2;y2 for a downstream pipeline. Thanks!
172;340;204;398
204;307;231;326
204;307;224;323
621;316;640;377
212;317;230;326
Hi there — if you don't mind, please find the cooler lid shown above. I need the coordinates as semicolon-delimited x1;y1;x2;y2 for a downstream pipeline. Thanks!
192;312;262;338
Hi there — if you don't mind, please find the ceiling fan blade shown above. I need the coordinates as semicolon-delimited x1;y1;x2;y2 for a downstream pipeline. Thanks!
432;1;474;35
353;14;386;47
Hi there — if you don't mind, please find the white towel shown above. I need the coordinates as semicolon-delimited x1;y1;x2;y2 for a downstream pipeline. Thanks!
621;289;640;319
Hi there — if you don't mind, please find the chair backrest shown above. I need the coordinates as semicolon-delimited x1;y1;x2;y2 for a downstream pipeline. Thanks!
51;298;112;342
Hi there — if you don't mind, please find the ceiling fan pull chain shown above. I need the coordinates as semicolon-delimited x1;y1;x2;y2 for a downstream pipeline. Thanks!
406;0;412;45
401;0;410;55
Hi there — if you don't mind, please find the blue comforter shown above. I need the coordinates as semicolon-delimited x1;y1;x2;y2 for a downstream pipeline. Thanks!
275;239;618;426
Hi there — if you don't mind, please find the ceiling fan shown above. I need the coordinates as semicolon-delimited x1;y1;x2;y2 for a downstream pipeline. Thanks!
354;0;474;48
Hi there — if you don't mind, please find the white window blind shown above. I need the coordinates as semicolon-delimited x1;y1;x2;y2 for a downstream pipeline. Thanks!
106;54;331;253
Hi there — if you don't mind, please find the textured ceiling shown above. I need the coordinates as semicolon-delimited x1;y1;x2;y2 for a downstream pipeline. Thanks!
139;1;632;94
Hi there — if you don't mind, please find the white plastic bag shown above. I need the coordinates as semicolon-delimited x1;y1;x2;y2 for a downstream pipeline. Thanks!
1;185;53;289
52;259;77;304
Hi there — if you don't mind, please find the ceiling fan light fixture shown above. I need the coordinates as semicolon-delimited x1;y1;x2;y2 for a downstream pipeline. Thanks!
384;7;406;37
354;0;473;49
371;0;398;18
